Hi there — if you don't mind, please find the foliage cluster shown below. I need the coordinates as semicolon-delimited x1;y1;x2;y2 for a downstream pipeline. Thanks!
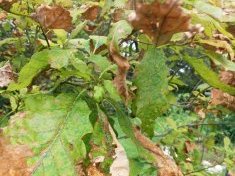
0;0;235;175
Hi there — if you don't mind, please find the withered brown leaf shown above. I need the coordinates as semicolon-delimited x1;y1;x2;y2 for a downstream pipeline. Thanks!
211;71;235;111
128;0;192;45
82;5;100;21
109;42;130;100
0;62;14;87
0;0;16;11
31;5;73;32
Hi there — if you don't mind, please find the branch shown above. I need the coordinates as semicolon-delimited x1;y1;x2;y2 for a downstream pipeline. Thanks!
154;123;223;138
183;162;224;175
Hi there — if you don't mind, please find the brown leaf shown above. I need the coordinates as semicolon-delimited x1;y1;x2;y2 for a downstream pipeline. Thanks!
109;42;130;100
211;70;235;111
0;135;33;176
211;89;235;111
128;0;192;45
0;62;14;87
31;5;73;32
82;5;100;21
87;165;104;176
184;140;196;153
0;11;7;21
220;70;235;86
0;0;16;11
134;128;183;176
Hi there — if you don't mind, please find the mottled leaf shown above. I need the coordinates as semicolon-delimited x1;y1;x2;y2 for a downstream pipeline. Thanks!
3;93;92;176
134;47;169;136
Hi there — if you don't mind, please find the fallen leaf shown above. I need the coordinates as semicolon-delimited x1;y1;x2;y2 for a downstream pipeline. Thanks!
128;0;193;45
0;62;14;87
31;5;73;32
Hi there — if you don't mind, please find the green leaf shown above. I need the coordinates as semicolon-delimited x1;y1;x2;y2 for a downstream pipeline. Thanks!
89;35;107;52
194;1;224;20
108;20;133;50
224;137;231;150
110;114;156;176
134;47;169;136
183;54;235;95
94;86;105;102
4;92;92;176
70;21;88;39
49;49;74;69
0;38;19;47
8;48;74;91
103;80;121;101
191;13;233;38
194;0;235;22
8;50;49;91
206;51;235;72
89;54;112;73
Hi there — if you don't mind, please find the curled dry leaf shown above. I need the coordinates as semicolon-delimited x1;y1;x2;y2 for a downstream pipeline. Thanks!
109;42;130;99
0;0;16;11
134;128;183;176
128;0;192;45
0;135;33;176
31;5;73;32
0;62;14;87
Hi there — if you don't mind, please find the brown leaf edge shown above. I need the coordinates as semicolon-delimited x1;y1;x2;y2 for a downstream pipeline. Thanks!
0;132;33;176
134;128;183;176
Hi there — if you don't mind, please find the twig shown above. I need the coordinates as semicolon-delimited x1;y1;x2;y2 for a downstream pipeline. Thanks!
39;26;50;48
183;162;224;175
154;122;223;138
